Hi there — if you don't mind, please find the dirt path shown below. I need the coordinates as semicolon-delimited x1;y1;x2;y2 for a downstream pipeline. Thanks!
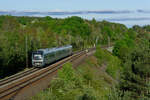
99;63;118;84
100;63;107;72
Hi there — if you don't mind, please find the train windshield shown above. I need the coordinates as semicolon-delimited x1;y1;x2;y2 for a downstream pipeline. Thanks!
33;54;42;60
32;51;43;60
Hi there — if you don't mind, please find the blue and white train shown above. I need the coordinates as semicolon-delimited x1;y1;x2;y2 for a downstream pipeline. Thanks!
32;45;72;67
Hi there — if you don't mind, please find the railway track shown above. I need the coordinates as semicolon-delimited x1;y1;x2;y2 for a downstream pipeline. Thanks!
0;68;39;86
0;49;91;100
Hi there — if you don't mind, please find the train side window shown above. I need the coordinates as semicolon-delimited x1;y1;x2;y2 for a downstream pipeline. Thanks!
44;55;46;60
48;52;55;59
48;53;50;59
51;52;55;58
66;49;69;52
65;49;67;53
63;50;66;54
55;50;59;56
61;50;64;55
44;54;48;60
58;50;62;55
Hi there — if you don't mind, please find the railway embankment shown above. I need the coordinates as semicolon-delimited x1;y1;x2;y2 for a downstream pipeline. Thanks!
31;46;121;100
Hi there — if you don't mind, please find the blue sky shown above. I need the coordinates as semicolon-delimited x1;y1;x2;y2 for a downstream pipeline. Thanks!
0;0;149;11
0;0;150;27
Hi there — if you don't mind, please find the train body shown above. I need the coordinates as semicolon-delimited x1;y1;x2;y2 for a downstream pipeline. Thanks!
32;45;72;67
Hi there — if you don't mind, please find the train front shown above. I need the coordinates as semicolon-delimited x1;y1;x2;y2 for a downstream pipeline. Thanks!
32;51;44;67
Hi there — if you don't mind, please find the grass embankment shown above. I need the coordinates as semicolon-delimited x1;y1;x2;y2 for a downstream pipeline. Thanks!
31;46;122;100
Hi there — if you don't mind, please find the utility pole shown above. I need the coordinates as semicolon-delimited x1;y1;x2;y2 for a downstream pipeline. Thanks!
108;36;110;47
95;36;99;47
26;34;28;68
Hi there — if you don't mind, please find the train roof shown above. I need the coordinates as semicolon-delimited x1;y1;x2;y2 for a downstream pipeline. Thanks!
35;45;72;54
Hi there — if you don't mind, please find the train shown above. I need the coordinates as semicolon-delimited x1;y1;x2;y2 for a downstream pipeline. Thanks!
32;45;72;67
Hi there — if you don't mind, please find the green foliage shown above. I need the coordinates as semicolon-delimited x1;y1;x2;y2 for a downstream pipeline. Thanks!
52;16;91;37
106;57;121;79
108;88;133;100
58;63;78;84
114;34;150;99
126;29;137;40
94;46;108;65
94;46;122;79
113;37;135;61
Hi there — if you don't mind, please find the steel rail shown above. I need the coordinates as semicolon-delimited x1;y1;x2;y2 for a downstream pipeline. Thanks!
0;68;39;86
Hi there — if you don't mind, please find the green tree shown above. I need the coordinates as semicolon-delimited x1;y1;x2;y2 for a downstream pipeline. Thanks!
119;41;150;99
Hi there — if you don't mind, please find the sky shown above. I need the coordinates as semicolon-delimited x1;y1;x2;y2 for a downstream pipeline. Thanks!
0;0;149;11
0;0;150;27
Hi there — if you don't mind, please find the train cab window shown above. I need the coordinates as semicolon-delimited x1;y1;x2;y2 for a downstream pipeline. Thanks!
32;51;43;60
33;54;42;60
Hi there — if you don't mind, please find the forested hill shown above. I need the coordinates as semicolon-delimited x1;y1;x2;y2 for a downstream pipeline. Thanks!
0;15;149;80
